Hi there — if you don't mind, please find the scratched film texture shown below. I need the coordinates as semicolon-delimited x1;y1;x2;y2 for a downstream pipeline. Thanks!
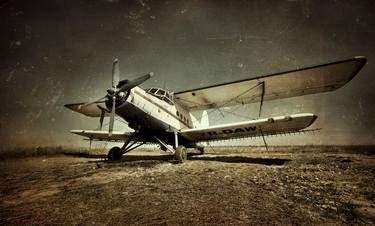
0;0;374;147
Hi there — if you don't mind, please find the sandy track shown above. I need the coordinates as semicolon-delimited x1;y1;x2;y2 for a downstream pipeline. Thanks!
0;148;374;225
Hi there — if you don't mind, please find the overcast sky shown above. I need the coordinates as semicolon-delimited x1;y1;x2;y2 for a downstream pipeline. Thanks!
1;0;374;148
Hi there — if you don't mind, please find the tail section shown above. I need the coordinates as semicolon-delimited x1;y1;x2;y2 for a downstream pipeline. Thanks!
189;110;210;128
200;110;209;128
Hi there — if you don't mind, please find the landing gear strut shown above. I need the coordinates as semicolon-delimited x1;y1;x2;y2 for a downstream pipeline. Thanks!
107;130;146;161
154;133;188;163
154;136;187;163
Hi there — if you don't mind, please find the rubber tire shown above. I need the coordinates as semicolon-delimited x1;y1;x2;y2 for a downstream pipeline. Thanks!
108;147;122;161
175;145;187;163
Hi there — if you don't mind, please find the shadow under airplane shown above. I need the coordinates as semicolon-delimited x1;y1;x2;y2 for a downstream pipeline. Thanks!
65;152;291;166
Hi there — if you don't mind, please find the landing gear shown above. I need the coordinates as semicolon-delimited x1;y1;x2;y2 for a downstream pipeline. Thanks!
154;132;187;163
108;147;122;161
107;128;146;161
175;145;187;163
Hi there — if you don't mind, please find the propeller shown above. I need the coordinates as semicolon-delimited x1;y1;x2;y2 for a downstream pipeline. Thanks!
117;72;154;93
80;59;120;109
81;59;153;137
108;59;119;136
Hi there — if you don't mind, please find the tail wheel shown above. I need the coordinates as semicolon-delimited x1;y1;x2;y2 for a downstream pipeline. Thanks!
175;145;187;163
108;147;122;161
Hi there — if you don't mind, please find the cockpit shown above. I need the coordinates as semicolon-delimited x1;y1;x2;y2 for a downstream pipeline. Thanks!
144;87;174;105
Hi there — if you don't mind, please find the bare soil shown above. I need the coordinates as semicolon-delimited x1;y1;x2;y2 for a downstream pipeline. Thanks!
0;147;374;225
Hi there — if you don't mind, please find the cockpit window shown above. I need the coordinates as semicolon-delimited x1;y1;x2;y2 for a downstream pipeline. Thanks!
149;88;157;94
156;89;165;96
145;87;174;105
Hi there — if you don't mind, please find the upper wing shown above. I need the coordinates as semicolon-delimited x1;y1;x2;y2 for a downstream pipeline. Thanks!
64;102;109;117
174;57;366;111
180;113;317;141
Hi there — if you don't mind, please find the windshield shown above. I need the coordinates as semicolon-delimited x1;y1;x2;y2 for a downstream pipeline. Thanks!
145;87;174;105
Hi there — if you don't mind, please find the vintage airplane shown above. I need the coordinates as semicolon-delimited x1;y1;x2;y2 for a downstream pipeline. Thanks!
65;56;366;162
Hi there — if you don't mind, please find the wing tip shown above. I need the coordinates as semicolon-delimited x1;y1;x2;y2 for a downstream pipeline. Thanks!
354;56;367;66
343;55;367;85
306;115;318;128
354;55;366;60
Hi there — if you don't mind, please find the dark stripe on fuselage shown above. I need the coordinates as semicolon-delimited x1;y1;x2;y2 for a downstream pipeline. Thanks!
134;90;192;128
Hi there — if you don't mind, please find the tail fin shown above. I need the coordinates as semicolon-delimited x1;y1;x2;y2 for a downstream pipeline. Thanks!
200;110;209;128
189;110;209;128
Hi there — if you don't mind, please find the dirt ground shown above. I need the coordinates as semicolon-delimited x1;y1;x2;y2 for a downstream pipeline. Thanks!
0;146;374;225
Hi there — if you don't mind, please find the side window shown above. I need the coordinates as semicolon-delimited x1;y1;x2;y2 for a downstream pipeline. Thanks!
176;111;179;116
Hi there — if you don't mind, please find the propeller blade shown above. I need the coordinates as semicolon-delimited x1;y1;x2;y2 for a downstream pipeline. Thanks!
117;72;154;93
79;96;107;109
99;108;105;130
112;58;120;88
108;95;116;137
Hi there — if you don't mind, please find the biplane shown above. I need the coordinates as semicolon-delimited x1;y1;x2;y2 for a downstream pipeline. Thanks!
65;56;366;162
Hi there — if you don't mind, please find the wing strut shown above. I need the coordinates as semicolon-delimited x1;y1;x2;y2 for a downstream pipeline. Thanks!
260;128;269;151
259;81;265;118
258;80;268;151
89;137;92;152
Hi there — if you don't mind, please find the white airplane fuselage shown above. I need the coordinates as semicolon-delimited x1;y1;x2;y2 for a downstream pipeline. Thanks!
111;87;199;146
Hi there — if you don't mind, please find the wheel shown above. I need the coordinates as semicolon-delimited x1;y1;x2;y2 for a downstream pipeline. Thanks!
108;147;122;161
175;145;187;163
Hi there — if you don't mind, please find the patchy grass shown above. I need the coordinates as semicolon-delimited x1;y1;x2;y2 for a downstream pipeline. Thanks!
0;145;373;160
0;146;374;225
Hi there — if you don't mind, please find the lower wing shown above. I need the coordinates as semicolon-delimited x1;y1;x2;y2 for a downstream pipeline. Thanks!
70;130;145;142
180;113;317;141
64;102;109;117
